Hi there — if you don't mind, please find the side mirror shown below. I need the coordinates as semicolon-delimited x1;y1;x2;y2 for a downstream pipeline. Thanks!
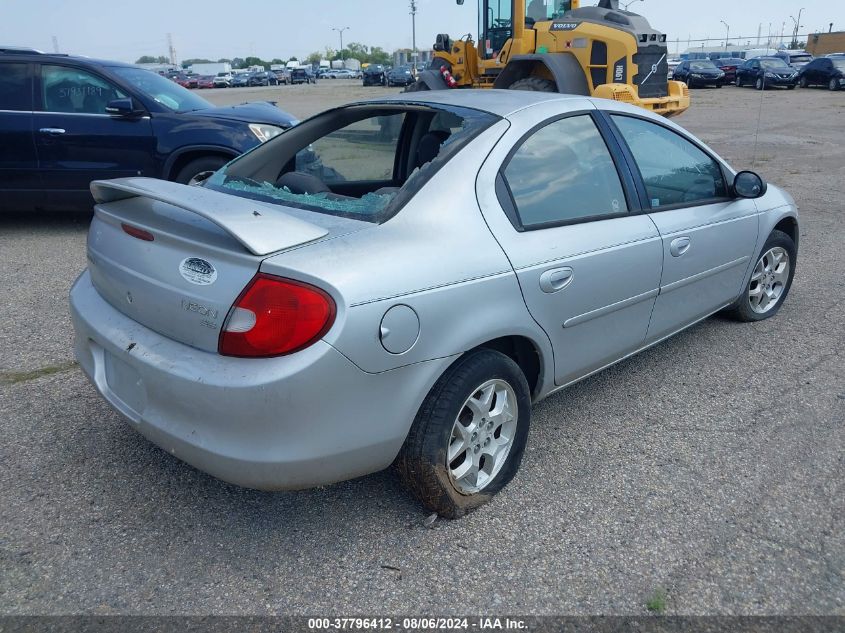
105;98;141;117
456;0;464;4
733;170;767;199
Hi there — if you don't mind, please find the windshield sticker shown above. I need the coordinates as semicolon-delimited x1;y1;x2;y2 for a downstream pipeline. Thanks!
179;258;218;285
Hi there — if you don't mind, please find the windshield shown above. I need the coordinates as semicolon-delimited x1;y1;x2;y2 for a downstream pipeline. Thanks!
691;61;717;70
760;58;790;69
110;66;212;112
204;104;499;223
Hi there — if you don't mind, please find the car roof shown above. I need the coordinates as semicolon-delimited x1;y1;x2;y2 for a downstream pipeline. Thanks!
357;89;587;118
0;49;137;68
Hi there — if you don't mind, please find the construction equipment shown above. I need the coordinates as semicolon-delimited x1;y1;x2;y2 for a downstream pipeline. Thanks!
408;0;689;117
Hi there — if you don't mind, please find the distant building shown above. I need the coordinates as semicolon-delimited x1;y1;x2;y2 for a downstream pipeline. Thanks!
136;62;179;74
807;31;845;56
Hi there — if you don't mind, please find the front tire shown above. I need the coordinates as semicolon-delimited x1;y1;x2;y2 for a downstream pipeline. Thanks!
799;76;809;88
174;156;229;186
830;78;840;91
396;349;532;519
724;230;796;322
736;76;743;87
756;77;764;90
508;76;557;92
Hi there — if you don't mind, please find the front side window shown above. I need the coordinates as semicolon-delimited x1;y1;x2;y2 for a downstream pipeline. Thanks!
0;63;31;111
611;115;727;208
306;114;406;184
41;65;126;114
502;114;628;228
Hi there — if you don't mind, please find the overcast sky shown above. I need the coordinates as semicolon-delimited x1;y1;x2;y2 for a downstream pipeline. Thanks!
1;0;840;62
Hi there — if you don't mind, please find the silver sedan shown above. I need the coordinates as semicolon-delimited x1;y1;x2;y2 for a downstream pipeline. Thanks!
70;90;799;518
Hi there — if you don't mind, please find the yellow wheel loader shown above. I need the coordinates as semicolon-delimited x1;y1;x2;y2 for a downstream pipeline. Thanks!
408;0;689;117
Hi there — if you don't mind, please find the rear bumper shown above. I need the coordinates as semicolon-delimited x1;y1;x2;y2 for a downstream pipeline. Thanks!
70;270;451;490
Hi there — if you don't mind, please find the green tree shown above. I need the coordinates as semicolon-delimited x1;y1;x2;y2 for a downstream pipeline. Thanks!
368;47;390;65
305;51;322;65
135;55;169;64
231;57;246;69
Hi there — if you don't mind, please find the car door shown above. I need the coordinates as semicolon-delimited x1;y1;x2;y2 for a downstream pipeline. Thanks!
33;63;156;209
476;103;664;387
0;60;42;210
607;113;759;343
819;59;834;85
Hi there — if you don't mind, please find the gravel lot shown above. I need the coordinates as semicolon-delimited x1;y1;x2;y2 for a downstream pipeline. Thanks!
1;80;843;616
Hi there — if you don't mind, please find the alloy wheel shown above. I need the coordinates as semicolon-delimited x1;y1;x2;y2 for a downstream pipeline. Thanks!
749;247;790;314
447;379;518;494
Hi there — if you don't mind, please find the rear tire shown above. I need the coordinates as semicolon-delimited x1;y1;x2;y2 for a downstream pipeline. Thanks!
735;76;742;87
756;77;764;90
508;76;557;92
174;156;229;186
396;349;532;519
799;76;809;88
724;230;796;322
830;78;840;91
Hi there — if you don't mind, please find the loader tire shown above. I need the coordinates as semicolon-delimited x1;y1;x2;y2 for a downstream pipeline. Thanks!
508;77;557;92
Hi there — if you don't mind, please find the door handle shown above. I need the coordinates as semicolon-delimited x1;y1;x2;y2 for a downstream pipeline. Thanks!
539;267;574;293
670;237;691;257
39;128;66;135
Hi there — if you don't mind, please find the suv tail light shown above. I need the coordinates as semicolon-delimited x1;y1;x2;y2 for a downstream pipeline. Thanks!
219;273;336;358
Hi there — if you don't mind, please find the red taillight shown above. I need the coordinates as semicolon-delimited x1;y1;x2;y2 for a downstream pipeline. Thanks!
121;223;154;241
218;273;336;358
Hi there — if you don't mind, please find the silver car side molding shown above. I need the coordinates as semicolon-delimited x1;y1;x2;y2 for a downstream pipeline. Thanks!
563;288;660;329
659;256;750;295
544;300;735;398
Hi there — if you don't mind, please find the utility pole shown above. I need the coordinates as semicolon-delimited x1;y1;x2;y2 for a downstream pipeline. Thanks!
757;23;761;46
51;36;59;54
167;32;177;66
332;26;350;63
721;20;729;51
790;8;805;48
410;0;418;73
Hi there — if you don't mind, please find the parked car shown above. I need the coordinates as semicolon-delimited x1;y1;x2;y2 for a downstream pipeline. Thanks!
387;65;416;87
248;71;278;87
0;49;297;211
69;91;798;518
196;75;215;89
230;73;252;88
273;69;291;85
290;68;316;84
714;57;746;83
798;56;845;91
735;57;798;89
172;74;198;89
213;72;232;88
363;64;387;86
325;68;355;79
671;60;725;88
667;57;682;78
772;50;814;70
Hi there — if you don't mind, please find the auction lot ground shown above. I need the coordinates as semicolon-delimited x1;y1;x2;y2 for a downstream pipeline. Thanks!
1;80;843;615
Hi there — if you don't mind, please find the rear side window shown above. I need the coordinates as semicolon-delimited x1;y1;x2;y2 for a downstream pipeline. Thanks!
0;63;32;111
502;114;628;228
611;115;727;208
41;65;126;114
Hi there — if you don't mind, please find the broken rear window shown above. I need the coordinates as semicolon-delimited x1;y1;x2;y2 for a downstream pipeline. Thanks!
204;103;499;223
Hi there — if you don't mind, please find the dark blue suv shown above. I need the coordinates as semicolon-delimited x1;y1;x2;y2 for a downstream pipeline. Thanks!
0;47;298;211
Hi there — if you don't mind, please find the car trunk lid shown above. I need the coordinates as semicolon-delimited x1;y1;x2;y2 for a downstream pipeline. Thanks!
86;178;342;353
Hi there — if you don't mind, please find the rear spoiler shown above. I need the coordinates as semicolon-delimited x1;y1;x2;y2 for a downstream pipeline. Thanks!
90;177;328;256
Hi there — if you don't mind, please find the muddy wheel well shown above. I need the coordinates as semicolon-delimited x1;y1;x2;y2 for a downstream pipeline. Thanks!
476;336;542;398
774;217;799;250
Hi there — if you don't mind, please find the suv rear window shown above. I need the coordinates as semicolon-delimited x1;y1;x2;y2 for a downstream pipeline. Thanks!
205;104;498;223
